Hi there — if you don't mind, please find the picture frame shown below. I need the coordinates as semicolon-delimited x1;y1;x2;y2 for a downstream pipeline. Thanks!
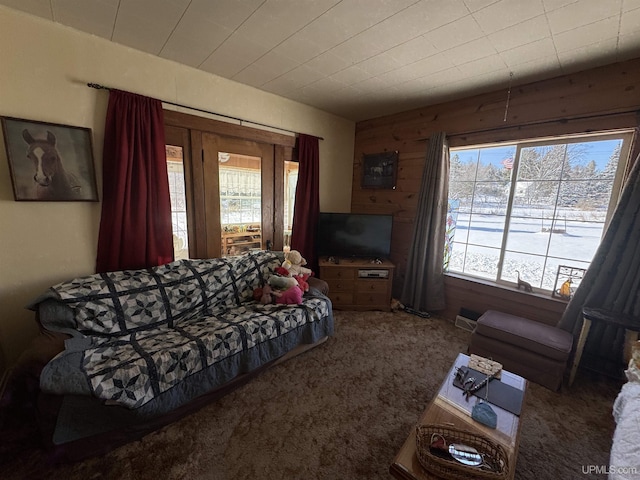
552;265;587;300
1;116;98;201
362;151;398;189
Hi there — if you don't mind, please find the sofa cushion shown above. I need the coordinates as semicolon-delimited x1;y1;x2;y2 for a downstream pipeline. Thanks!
475;310;573;362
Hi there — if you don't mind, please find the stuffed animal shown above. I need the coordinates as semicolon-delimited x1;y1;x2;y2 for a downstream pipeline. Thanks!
294;274;310;293
273;284;303;305
253;285;275;304
269;274;298;290
282;250;313;277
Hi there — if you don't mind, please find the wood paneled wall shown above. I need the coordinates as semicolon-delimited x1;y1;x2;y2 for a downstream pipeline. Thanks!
353;58;640;323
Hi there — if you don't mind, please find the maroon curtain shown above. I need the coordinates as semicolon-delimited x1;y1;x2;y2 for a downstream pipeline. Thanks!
95;90;173;273
290;134;320;272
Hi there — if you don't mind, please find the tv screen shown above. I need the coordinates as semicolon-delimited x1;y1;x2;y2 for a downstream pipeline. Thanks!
317;213;393;259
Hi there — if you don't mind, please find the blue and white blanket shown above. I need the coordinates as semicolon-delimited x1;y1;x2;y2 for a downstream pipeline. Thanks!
31;251;333;418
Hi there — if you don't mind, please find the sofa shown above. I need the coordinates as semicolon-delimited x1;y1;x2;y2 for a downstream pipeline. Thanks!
2;250;333;461
609;343;640;479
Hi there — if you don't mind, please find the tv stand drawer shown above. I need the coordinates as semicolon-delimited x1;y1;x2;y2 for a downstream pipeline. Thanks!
319;257;395;311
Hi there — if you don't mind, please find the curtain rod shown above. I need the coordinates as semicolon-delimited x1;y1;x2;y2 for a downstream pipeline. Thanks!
444;108;640;141
87;83;324;140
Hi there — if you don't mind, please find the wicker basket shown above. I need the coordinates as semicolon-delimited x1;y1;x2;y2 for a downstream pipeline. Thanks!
415;424;509;480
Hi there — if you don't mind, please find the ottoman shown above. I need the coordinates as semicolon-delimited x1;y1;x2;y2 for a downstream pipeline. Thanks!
469;310;574;391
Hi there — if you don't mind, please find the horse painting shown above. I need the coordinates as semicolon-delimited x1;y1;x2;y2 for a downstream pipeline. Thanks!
22;128;82;200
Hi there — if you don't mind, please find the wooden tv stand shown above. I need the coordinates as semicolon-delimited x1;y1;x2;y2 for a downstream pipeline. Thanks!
318;257;395;311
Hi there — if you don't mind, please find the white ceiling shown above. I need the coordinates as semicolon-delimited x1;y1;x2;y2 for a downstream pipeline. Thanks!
2;0;640;121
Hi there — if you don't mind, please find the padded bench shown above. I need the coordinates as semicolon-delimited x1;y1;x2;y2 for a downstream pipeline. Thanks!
469;310;574;391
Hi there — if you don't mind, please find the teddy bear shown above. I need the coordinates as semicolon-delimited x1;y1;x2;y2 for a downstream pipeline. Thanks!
282;250;313;277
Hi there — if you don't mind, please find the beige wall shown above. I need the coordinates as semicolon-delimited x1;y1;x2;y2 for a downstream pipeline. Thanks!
0;6;355;366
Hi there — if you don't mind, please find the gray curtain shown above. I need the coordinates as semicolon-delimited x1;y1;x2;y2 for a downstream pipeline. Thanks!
401;132;450;312
558;152;640;372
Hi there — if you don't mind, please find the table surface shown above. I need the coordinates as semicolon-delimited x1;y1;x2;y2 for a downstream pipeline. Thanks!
389;353;528;480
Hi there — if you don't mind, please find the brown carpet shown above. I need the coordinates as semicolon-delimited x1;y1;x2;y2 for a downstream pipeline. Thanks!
1;310;621;479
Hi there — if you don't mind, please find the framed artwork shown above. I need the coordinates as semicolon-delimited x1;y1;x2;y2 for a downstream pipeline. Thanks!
362;151;398;189
552;265;587;300
1;116;98;201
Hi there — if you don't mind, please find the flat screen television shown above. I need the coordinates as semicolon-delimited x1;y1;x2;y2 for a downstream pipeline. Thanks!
317;213;393;259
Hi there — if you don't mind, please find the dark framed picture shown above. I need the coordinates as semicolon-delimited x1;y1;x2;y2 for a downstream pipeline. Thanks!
1;116;98;201
362;151;398;189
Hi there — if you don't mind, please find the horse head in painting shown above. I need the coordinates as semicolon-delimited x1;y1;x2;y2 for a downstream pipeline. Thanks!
22;128;81;200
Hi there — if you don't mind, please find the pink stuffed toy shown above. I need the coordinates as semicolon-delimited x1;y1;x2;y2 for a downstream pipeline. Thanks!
273;284;303;305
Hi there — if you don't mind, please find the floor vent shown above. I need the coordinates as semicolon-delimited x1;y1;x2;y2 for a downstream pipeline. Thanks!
455;315;477;332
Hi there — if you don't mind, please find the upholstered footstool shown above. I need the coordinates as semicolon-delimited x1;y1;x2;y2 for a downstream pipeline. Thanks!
469;310;574;391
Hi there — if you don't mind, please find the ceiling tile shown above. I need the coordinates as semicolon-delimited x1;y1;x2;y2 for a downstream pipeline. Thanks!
233;51;300;85
185;0;264;29
499;37;558;68
112;1;189;54
262;64;325;93
53;0;119;39
445;37;497;66
200;34;271;77
553;17;620;52
542;0;580;12
620;5;640;34
488;15;551;52
160;36;215;67
356;52;403;76
463;0;501;13
328;66;371;85
236;0;341;47
472;0;545;35
303;51;353;76
457;53;509;76
546;0;623;35
423;15;485;51
622;0;640;12
385;36;438;65
0;0;51;18
557;37;619;69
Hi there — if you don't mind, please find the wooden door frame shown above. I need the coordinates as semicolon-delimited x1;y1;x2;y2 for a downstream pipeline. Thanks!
164;110;295;258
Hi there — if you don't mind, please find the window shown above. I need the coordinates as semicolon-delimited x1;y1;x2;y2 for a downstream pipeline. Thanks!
166;145;189;260
218;157;262;226
446;131;633;291
284;160;298;248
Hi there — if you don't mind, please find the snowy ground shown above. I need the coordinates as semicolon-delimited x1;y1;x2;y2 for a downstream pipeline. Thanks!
448;210;602;291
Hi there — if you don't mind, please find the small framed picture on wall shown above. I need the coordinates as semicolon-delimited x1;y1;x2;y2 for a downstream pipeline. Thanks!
362;151;398;189
1;116;99;201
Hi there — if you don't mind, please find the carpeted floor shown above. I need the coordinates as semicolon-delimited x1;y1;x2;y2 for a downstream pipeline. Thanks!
1;310;622;479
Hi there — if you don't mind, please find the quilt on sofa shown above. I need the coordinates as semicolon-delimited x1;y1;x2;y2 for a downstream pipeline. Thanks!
29;251;333;420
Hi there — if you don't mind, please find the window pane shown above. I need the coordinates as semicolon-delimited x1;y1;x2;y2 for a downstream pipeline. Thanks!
284;161;298;248
547;221;603;262
457;245;500;280
166;145;189;260
467;214;507;249
501;251;546;288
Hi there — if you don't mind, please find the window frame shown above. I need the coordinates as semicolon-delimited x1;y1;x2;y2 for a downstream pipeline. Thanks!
447;129;635;292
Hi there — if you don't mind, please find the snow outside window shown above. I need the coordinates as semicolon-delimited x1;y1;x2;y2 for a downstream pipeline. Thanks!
446;131;633;292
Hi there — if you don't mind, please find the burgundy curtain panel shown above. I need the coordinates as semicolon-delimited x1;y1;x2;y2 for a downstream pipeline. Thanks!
290;134;320;272
95;90;174;273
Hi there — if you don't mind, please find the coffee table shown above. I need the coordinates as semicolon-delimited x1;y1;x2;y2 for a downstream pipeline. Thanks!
390;353;527;480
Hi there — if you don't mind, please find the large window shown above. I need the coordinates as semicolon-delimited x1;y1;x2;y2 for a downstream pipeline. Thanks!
446;131;633;291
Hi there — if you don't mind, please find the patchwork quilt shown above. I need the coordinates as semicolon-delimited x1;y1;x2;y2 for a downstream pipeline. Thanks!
31;251;333;417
